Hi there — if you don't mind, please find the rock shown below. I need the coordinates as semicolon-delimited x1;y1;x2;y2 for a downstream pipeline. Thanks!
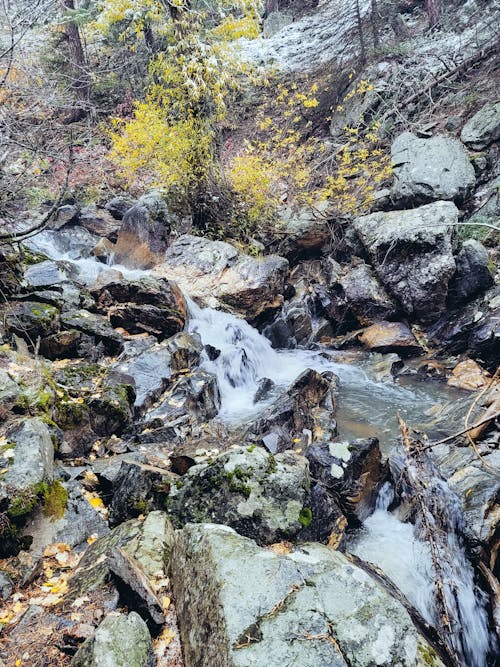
91;276;186;340
105;196;136;220
109;460;175;526
71;611;155;667
337;260;399;326
79;204;122;240
170;523;446;667
108;547;165;630
0;369;19;419
263;10;293;38
23;260;71;289
60;310;125;356
0;571;13;600
467;175;500;231
0;418;54;518
447;359;491;391
39;329;94;360
164;331;202;373
5;301;59;343
112;341;173;413
250;369;339;453
460;101;500;150
148;369;220;424
429;285;500;372
447;239;493;306
20;481;109;556
391;132;475;204
305;438;384;522
51;204;79;229
298;483;346;544
92;237;115;264
254;377;276;403
274;203;331;258
114;191;171;269
88;381;135;436
358;321;422;355
354;202;458;323
166;446;310;545
161;234;289;320
67;512;171;599
0;244;23;297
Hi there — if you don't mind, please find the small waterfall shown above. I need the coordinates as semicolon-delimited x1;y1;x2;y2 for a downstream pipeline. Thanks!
350;481;494;667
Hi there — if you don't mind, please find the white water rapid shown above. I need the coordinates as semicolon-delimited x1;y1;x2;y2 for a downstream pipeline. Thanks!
24;229;495;666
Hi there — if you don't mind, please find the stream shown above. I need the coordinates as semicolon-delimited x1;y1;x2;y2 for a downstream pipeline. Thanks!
25;229;495;665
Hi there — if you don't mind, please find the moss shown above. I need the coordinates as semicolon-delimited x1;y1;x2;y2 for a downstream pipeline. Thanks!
131;499;148;514
175;480;184;489
42;480;68;519
8;486;41;518
266;454;277;474
417;644;440;666
55;399;88;429
246;444;255;453
298;507;313;528
21;249;49;266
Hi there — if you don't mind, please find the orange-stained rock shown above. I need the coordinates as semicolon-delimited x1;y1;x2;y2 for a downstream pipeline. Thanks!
447;359;491;391
358;321;422;355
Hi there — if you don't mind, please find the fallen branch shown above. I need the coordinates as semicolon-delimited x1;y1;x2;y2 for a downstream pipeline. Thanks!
423;410;500;450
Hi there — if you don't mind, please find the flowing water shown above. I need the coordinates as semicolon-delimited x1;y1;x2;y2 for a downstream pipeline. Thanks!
24;230;494;665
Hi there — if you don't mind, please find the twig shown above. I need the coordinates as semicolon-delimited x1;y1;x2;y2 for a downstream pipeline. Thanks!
421;410;500;452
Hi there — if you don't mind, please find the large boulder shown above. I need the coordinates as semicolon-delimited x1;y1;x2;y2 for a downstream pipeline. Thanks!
71;611;155;667
166;445;310;545
91;276;187;340
147;369;220;424
79;204;122;241
161;234;288;320
358;321;422;355
391;132;475;205
460;101;500;150
273;203;331;258
60;310;125;356
170;523;446;667
5;301;59;343
353;201;458;323
0;418;54;518
114;191;171;269
447;239;493;306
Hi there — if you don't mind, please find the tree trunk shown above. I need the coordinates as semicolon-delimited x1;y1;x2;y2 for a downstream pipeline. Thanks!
371;0;380;50
61;0;90;122
355;0;367;65
425;0;440;27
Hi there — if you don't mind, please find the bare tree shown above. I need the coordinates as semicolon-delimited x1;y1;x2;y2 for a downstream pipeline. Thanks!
425;0;440;27
60;0;90;121
355;0;367;65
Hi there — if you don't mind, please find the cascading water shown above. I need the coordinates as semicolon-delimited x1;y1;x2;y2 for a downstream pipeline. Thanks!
23;230;495;665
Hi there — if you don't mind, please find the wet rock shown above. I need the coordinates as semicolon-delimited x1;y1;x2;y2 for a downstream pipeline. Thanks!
166;446;310;545
447;239;493;306
23;260;71;289
447;359;491;391
170;523;446;667
391;132;475;204
254;377;276;403
460;101;500;150
79;204;122;241
161;234;289;319
250;369;338;452
298;483;346;544
108;460;175;526
429;285;500;371
5;301;59;342
164;331;202;373
91;276;186;340
337;260;399;326
148;369;220;424
105;196;136;220
108;547;165;630
60;310;125;356
305;438;384;522
114;191;171;269
358;321;422;355
0;418;54;518
354;202;458;323
92;237;115;263
51;204;79;229
112;341;173;413
467;175;500;231
71;611;155;667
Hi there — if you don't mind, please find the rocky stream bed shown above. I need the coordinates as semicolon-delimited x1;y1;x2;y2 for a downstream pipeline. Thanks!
0;90;499;667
